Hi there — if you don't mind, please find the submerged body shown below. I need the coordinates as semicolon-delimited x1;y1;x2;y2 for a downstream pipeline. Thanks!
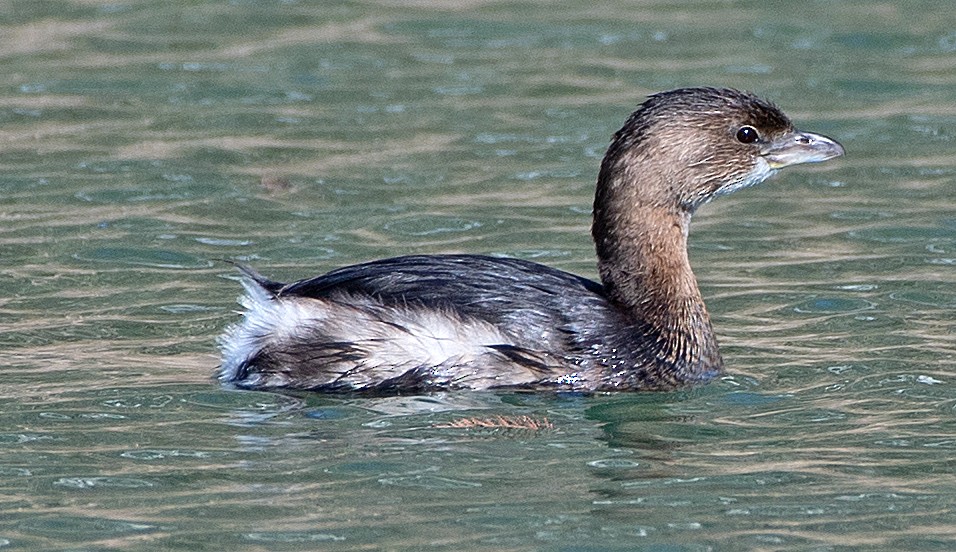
218;87;844;392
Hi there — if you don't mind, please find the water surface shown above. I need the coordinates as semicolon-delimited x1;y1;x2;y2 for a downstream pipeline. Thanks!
1;1;955;550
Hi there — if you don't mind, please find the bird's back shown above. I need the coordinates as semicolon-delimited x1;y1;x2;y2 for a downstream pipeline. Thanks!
217;255;641;392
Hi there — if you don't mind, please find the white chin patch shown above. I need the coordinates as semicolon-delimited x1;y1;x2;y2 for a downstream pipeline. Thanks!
714;157;777;198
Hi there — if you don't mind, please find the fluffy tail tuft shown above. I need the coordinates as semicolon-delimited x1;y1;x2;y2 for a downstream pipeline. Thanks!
216;265;286;386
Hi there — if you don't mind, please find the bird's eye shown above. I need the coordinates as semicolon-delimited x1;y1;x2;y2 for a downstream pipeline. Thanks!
735;126;759;144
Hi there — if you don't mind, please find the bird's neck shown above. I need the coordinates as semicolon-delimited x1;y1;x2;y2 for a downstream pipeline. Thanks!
591;175;722;381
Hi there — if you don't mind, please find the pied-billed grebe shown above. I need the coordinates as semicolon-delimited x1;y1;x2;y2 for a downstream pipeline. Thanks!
218;87;844;392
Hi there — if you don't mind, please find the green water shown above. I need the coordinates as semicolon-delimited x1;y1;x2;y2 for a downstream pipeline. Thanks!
1;0;955;550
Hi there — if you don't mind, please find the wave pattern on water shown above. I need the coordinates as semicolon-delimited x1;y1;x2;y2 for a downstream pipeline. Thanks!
0;0;954;550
